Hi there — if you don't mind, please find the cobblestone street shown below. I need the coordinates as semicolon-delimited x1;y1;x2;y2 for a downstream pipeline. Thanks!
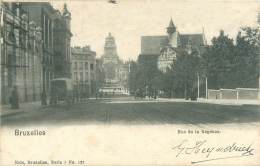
1;96;260;127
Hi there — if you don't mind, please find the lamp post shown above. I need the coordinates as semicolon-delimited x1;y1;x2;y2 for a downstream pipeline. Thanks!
255;12;260;99
29;21;36;101
34;25;46;106
0;6;4;104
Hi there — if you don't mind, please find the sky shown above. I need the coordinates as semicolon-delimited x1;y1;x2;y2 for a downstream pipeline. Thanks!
51;0;260;61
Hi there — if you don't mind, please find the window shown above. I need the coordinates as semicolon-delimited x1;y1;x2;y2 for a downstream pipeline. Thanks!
91;73;95;80
79;62;83;70
80;72;83;81
85;62;88;70
74;72;78;81
85;72;89;81
90;63;94;71
73;62;77;70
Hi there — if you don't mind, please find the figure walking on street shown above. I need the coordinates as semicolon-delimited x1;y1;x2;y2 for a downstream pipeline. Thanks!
9;86;19;109
41;91;47;106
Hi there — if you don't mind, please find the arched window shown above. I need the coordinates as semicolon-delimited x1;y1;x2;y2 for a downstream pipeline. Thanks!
8;31;16;43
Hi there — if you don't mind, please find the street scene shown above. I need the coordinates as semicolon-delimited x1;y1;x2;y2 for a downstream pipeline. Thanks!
0;1;260;127
1;97;260;126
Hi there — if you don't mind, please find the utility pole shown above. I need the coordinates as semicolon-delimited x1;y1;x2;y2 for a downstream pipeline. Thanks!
257;12;260;99
0;5;3;104
205;76;208;99
197;72;200;99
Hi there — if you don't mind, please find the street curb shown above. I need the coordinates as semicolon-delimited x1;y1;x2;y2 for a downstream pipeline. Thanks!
0;110;25;118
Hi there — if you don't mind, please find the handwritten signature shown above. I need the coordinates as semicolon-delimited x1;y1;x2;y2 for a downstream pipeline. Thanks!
172;140;255;164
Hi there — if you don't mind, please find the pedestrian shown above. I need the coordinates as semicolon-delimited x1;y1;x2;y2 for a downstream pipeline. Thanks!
41;91;47;106
10;86;19;109
95;91;98;100
134;89;138;99
99;90;102;98
154;89;157;99
76;88;79;102
49;93;57;106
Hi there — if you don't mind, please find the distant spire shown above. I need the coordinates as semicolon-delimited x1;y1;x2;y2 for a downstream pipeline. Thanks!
202;26;207;45
167;18;176;34
169;18;174;28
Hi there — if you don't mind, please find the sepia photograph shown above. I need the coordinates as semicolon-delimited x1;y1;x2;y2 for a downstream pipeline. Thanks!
0;0;260;165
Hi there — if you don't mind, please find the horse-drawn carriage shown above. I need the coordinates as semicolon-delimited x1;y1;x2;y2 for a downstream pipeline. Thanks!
49;78;74;105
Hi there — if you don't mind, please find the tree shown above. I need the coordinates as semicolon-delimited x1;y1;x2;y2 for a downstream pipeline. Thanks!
201;30;235;89
136;54;159;93
234;27;260;88
128;61;138;94
172;49;200;99
201;28;259;89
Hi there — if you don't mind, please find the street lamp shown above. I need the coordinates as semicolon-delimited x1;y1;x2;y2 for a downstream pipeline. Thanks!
33;25;47;106
29;21;36;101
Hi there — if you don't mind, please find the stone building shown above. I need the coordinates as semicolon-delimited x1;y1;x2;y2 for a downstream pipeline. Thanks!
118;61;130;92
71;46;96;96
100;33;130;94
0;3;43;104
0;2;72;104
141;18;206;73
20;2;57;99
53;4;72;79
95;58;105;90
21;2;72;100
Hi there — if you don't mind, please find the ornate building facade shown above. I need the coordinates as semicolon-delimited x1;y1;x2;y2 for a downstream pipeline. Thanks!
20;2;57;101
100;33;129;93
101;32;121;83
159;19;206;72
21;3;72;101
158;46;177;73
71;46;96;96
0;2;72;104
53;4;72;79
141;18;207;73
0;3;43;104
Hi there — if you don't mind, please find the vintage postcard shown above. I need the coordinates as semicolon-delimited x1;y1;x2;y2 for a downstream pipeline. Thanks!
0;0;260;165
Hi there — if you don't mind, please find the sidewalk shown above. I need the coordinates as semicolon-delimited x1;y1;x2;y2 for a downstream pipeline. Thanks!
157;97;260;105
197;98;260;106
0;101;42;117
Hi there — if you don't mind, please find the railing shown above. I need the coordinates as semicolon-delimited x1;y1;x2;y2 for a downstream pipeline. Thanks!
208;88;260;100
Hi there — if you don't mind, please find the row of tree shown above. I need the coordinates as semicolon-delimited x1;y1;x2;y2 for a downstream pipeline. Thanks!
128;26;260;99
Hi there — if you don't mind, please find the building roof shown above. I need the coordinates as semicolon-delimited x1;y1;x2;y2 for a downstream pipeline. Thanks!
141;36;168;55
71;46;96;55
179;34;204;48
141;33;205;55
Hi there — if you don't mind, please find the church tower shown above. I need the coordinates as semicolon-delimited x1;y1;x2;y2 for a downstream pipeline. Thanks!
167;18;176;34
167;18;179;48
